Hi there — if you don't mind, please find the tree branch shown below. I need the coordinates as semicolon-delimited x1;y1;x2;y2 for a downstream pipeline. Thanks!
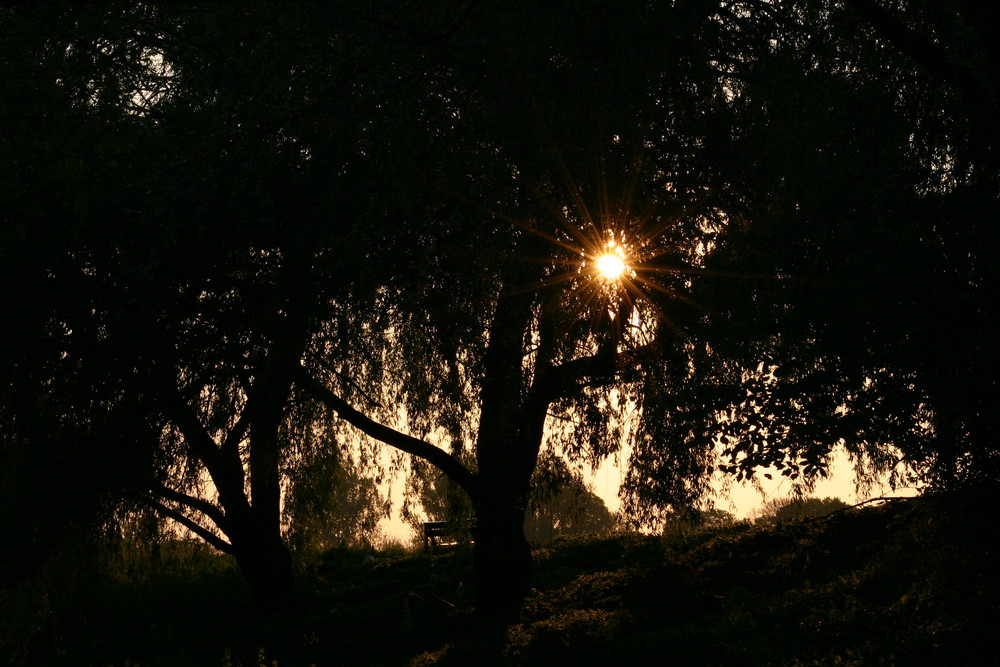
542;342;658;401
843;0;951;80
159;380;250;518
294;365;478;498
162;386;225;473
152;484;230;534
135;496;234;555
221;409;251;458
844;0;1000;154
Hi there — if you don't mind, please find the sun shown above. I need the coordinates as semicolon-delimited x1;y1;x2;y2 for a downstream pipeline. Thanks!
590;235;632;285
595;251;626;281
502;160;695;338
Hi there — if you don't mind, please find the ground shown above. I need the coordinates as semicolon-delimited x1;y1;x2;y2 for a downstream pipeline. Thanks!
6;493;997;665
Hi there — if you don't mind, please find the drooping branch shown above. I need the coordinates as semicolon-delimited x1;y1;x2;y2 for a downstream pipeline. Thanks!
294;364;478;498
152;484;230;534
135;496;234;555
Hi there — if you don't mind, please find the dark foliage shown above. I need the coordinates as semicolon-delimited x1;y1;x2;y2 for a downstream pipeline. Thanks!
6;494;995;665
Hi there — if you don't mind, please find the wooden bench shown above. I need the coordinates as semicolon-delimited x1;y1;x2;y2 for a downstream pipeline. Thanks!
422;520;477;550
423;521;448;550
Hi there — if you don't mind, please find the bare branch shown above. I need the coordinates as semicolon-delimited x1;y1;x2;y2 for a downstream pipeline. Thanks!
542;342;658;400
162;386;225;471
152;484;230;533
294;365;478;498
221;409;251;458
135;496;234;555
159;380;250;516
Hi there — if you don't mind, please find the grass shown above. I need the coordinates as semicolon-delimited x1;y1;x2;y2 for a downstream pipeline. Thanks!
5;493;998;665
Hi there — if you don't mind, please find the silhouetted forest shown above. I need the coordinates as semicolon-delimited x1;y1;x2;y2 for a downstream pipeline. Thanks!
2;1;998;663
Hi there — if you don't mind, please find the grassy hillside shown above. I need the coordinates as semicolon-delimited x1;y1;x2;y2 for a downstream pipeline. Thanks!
5;493;997;665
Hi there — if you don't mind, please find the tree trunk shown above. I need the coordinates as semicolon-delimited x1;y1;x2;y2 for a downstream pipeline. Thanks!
473;495;533;618
471;384;551;616
236;317;303;611
471;266;540;616
469;253;562;616
230;524;296;610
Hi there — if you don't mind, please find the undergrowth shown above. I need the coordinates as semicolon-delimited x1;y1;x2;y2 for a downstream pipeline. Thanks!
3;493;996;665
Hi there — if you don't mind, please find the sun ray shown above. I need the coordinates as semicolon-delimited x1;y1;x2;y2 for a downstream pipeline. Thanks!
505;276;572;297
637;193;716;249
452;122;733;364
526;184;597;252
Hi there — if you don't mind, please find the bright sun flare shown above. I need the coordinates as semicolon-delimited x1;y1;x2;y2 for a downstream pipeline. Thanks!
596;253;626;281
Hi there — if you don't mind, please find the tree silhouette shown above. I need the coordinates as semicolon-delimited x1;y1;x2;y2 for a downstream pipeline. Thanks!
6;0;1000;621
1;2;402;607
